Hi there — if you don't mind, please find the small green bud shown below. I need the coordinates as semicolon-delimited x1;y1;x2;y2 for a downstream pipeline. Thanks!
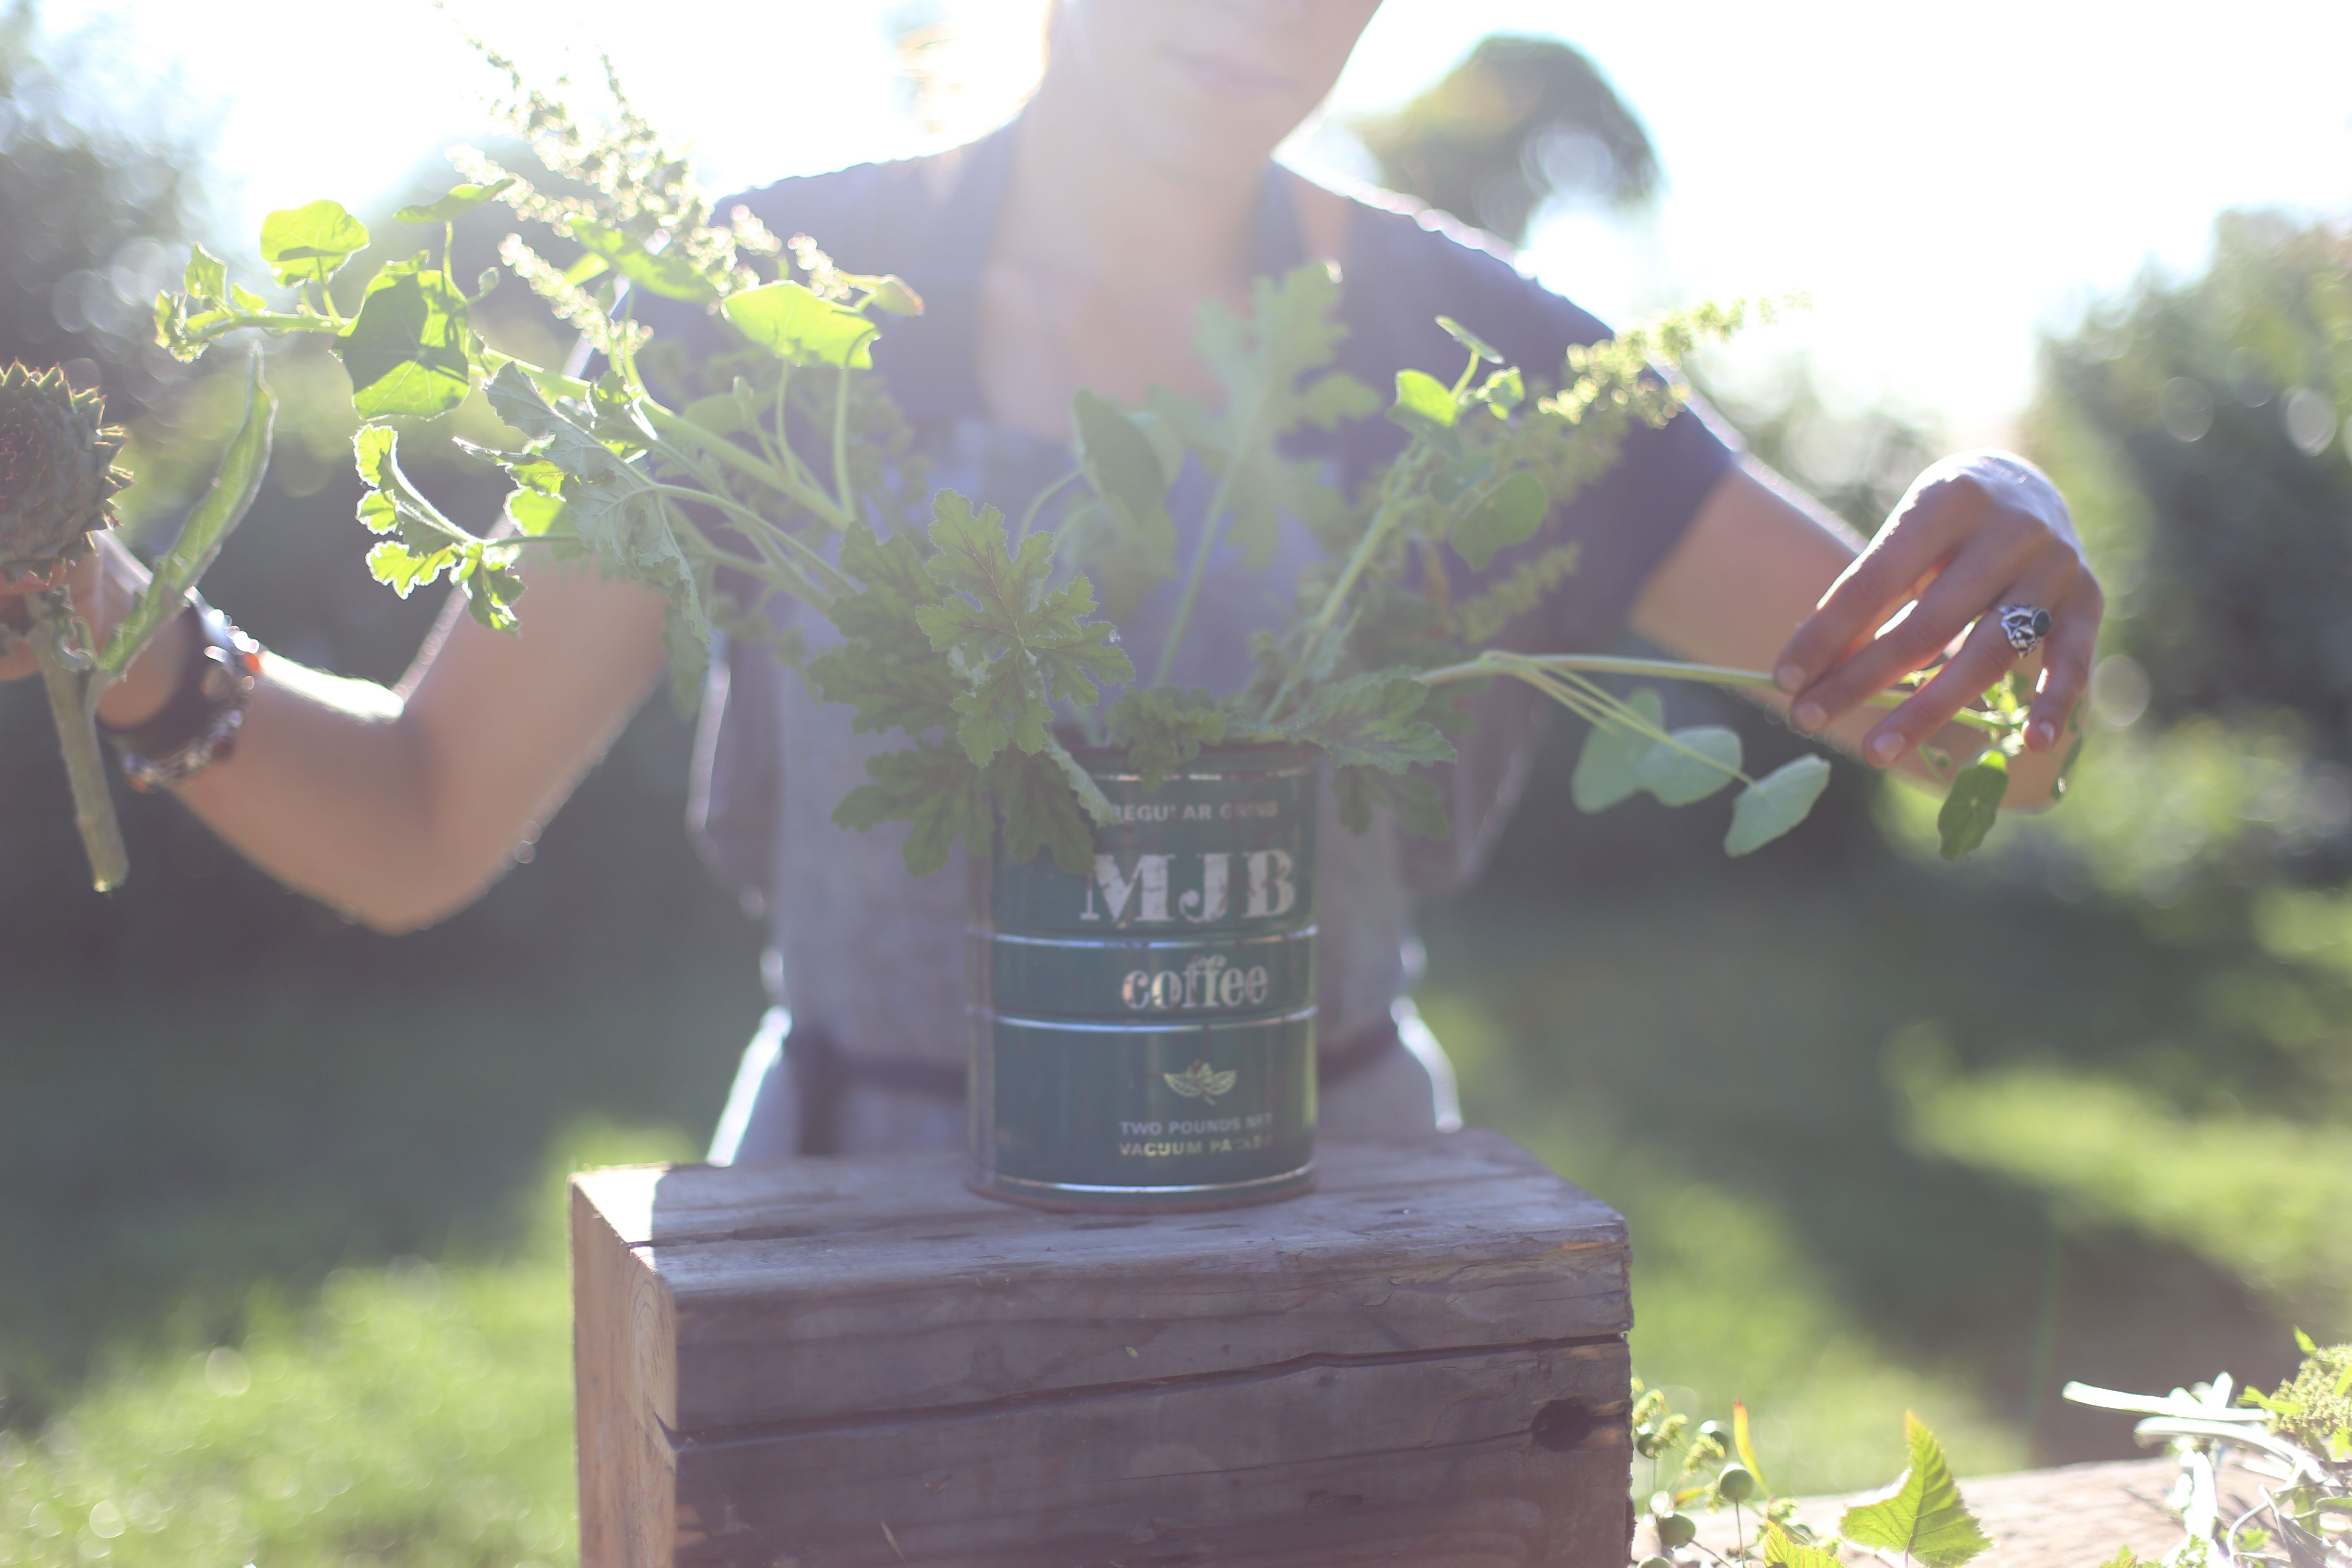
1641;1557;1676;1568
1717;1464;1758;1503
1656;1512;1698;1549
867;274;924;316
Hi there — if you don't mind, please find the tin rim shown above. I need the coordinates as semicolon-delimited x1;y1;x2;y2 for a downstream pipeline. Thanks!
965;1160;1317;1213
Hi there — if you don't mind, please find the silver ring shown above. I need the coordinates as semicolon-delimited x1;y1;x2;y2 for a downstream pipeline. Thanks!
1997;603;2052;656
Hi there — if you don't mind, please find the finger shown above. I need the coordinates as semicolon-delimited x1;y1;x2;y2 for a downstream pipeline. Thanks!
1860;560;2082;766
2023;577;2102;752
1772;492;1975;694
1856;609;2024;767
1790;533;2053;733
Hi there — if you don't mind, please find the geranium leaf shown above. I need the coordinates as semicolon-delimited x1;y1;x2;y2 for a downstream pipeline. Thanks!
833;740;991;878
1106;687;1229;792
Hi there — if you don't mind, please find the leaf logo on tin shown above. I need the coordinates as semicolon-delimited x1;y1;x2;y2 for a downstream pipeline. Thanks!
1163;1060;1237;1103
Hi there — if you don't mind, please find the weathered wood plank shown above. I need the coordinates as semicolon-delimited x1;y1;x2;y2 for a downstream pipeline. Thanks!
672;1338;1632;1568
574;1132;1629;1430
573;1132;1635;1568
573;1180;678;1568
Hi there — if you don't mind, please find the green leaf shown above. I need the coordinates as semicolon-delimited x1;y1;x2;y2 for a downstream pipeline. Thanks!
1838;1413;1992;1568
1333;764;1449;839
994;745;1105;875
1389;368;1458;434
394;178;516;226
1637;725;1743;806
258;199;370;288
356;490;398;536
98;358;276;676
1762;1523;1843;1568
333;256;472;418
457;545;525;632
182;244;228;304
352;424;396;489
1072;390;1173;536
833;740;991;878
723;280;876;368
2297;1327;2320;1356
563;216;716;303
1727;755;1833;855
1438;315;1504;363
913;493;1134;764
365;537;458;597
1571;688;1666;812
1452;469;1550;571
1937;754;2008;859
1106;687;1229;792
504;487;566;538
1277;671;1454;773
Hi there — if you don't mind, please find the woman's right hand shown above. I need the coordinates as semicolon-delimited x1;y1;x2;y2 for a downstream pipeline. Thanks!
0;534;193;727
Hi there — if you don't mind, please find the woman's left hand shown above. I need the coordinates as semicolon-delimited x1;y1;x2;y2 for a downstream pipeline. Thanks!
1770;451;2101;769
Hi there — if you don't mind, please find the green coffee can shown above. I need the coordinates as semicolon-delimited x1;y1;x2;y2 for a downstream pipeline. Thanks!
967;743;1319;1210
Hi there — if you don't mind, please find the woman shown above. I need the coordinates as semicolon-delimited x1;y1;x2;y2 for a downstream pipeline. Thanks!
0;0;2097;1162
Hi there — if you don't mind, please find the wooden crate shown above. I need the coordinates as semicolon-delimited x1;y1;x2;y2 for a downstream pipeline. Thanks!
571;1129;1632;1567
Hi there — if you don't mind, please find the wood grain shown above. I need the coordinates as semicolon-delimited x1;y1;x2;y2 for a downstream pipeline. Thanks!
572;1130;1635;1568
673;1338;1631;1568
578;1130;1629;1431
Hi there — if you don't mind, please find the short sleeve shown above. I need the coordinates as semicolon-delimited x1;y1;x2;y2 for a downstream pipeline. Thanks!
1329;200;1739;652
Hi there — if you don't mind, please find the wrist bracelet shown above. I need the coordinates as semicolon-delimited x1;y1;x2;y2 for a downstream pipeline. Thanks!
100;594;261;792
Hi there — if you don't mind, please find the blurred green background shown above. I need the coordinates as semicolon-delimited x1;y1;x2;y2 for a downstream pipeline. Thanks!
5;11;2351;1565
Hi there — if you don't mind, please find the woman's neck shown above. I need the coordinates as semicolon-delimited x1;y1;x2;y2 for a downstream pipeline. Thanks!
997;67;1264;300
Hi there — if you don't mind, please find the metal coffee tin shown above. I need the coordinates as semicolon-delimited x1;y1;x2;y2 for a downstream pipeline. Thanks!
968;744;1319;1211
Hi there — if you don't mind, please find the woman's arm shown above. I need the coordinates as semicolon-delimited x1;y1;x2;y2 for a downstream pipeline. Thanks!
1630;454;2098;806
3;534;669;931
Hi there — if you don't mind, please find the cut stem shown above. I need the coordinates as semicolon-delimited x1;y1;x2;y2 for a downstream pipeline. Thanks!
29;588;127;892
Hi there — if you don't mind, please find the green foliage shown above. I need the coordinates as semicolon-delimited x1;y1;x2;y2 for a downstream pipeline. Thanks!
97;47;2037;890
1839;1413;1993;1568
255;199;369;290
98;357;274;675
1348;34;1660;245
1106;686;1228;793
1571;686;1667;811
1627;1376;1988;1566
1936;754;2008;860
1725;756;1832;858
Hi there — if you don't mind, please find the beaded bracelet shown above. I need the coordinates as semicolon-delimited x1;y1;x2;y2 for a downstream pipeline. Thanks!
99;595;261;792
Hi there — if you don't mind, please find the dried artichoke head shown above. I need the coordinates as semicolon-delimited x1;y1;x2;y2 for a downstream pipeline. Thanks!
0;362;127;581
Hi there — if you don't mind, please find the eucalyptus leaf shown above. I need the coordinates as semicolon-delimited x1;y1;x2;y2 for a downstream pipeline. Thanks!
258;199;369;288
98;358;276;677
1937;754;2008;859
1726;755;1832;855
1637;725;1743;806
1570;688;1666;812
394;178;516;226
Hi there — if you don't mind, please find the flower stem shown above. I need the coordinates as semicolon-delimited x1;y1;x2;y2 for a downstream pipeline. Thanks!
1416;650;2010;735
29;588;127;892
